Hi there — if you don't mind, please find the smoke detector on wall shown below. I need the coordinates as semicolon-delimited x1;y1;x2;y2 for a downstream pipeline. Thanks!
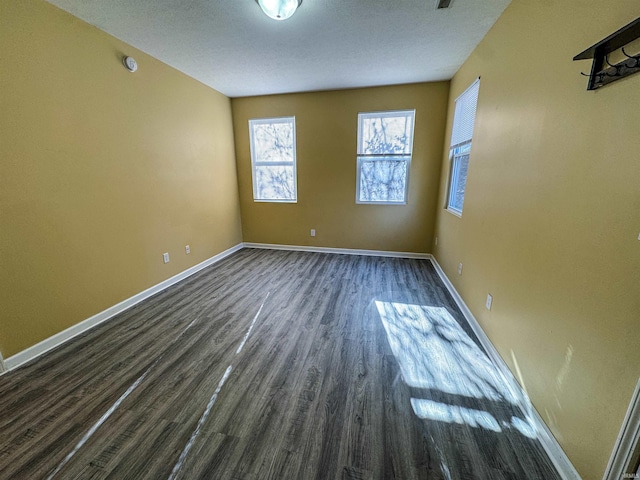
122;56;138;72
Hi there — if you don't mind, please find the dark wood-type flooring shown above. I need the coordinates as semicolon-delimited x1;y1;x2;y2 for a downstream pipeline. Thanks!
0;248;561;479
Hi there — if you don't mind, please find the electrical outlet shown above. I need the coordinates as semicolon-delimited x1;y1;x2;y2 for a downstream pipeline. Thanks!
435;236;438;246
310;229;316;237
486;294;493;311
458;263;463;275
637;232;640;241
185;245;191;254
163;252;170;264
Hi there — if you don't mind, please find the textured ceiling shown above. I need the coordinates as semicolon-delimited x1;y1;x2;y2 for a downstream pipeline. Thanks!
46;0;511;98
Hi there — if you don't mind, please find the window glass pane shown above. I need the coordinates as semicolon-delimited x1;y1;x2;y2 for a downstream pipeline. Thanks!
249;116;297;202
448;152;470;213
252;121;294;163
358;158;408;203
255;165;295;201
360;112;414;155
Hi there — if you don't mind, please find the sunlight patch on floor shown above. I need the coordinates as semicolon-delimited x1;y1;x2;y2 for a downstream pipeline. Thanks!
410;398;502;432
375;301;518;404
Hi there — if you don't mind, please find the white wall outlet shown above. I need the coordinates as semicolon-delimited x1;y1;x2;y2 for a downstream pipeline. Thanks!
185;245;191;254
637;231;640;241
486;294;493;311
458;262;463;275
163;252;170;264
435;236;438;246
310;229;316;237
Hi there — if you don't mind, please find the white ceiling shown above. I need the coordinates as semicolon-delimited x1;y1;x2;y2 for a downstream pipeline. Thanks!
47;0;511;98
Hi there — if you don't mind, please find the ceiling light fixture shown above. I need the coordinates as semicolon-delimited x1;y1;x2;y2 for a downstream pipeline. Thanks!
256;0;302;21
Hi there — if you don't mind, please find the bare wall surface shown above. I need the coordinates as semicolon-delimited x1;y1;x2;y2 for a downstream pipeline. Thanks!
232;83;450;253
0;0;242;358
433;1;640;477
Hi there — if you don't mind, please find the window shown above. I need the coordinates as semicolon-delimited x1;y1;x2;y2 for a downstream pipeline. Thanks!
356;110;415;204
447;79;480;215
249;117;297;202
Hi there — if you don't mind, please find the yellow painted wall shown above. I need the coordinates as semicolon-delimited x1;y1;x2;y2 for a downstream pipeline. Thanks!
0;0;242;358
232;83;449;253
433;1;640;477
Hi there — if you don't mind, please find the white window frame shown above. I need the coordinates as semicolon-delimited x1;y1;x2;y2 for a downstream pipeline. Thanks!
356;110;415;205
249;116;297;203
447;79;480;217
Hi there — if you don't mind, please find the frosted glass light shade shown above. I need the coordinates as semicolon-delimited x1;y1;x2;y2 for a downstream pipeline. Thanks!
257;0;301;21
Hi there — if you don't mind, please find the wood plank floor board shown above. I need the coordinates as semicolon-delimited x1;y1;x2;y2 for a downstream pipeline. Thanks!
1;305;241;476
64;314;269;477
100;419;180;479
0;249;561;479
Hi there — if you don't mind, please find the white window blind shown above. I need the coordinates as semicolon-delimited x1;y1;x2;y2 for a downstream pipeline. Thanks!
450;79;480;149
447;79;480;216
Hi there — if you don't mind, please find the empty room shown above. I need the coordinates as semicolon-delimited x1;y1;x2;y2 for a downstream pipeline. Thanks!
1;0;638;479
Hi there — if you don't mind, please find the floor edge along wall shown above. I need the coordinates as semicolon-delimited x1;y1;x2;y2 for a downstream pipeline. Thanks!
1;243;579;479
604;376;640;480
2;243;245;372
428;258;581;480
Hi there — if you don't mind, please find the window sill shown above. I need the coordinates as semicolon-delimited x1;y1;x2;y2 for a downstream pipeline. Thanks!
446;207;462;218
253;199;298;204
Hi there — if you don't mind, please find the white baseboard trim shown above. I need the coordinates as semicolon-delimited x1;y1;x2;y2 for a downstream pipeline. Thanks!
243;242;431;260
3;243;244;374
604;376;640;480
430;257;581;480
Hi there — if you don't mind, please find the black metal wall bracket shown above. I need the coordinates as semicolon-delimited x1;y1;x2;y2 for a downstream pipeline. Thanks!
574;17;640;91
